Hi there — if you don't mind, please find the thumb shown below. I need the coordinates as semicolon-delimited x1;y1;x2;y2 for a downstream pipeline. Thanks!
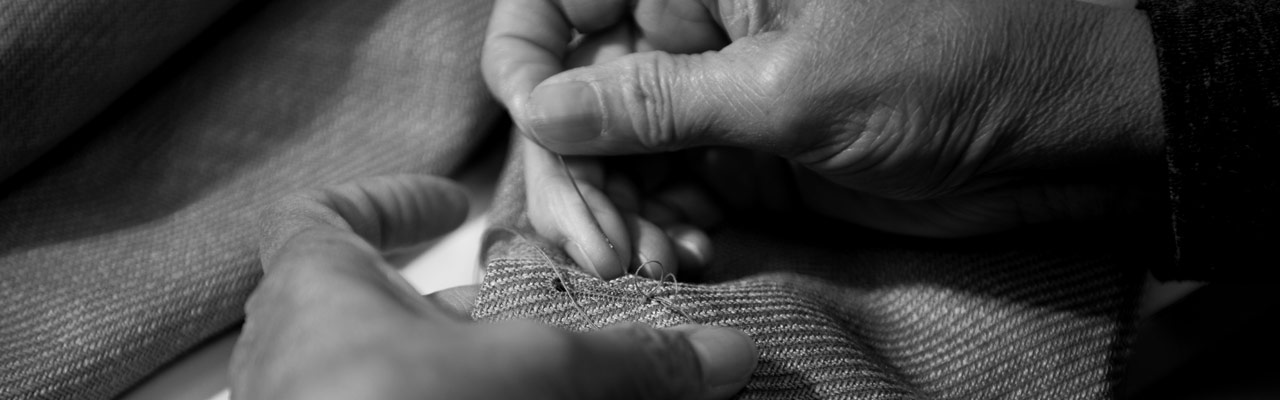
423;284;480;318
258;175;470;269
571;323;757;400
520;39;789;157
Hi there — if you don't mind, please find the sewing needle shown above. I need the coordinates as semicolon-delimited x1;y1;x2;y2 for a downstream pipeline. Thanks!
556;153;615;252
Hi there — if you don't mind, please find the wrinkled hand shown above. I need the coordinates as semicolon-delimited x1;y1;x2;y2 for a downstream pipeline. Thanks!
230;175;757;400
483;0;1166;238
518;25;722;280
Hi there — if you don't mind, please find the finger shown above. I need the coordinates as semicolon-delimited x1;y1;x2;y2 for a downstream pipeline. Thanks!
519;38;794;158
565;22;651;70
571;323;757;400
653;183;724;228
560;0;732;54
482;0;731;116
254;175;469;314
423;284;481;318
630;0;728;52
259;175;470;269
564;155;606;187
482;0;574;119
524;135;632;279
625;215;679;279
667;224;714;270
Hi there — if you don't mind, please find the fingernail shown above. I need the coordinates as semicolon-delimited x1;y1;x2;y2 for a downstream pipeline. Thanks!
684;326;757;388
527;81;603;144
668;226;714;267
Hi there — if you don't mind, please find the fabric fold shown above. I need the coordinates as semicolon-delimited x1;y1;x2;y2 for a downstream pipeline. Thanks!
0;0;242;181
0;0;498;398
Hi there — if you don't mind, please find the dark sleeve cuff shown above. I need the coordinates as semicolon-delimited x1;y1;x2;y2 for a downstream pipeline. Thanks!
1137;0;1280;281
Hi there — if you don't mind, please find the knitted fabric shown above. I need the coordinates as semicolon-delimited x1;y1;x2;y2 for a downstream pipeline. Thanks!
0;0;498;398
473;140;1158;400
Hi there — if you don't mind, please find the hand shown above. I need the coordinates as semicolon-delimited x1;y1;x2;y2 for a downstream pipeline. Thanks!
230;175;757;400
483;0;1167;237
520;25;722;279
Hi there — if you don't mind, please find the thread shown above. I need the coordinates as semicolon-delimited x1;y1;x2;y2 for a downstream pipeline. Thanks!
525;239;698;326
624;258;698;324
528;243;590;328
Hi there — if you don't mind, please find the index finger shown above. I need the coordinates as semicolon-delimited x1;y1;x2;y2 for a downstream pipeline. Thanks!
481;0;728;120
481;0;579;120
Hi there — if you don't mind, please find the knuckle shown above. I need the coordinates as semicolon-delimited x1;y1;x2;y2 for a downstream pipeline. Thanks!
622;53;684;151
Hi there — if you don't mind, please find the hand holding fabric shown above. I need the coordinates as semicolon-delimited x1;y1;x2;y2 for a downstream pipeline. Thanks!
229;175;757;400
518;22;722;280
483;0;1167;237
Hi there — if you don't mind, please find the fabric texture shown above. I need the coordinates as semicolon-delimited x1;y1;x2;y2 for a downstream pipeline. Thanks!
1137;0;1280;281
473;140;1161;399
2;0;1256;398
0;0;498;398
0;0;240;181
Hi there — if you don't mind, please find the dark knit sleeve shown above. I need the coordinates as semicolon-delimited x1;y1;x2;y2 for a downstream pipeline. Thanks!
1134;0;1280;281
1137;0;1280;281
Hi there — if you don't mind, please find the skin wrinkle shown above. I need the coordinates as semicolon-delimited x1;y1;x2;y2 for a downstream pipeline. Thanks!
655;53;680;151
625;53;676;151
713;0;763;39
911;10;1005;199
998;3;1160;176
476;7;1167;364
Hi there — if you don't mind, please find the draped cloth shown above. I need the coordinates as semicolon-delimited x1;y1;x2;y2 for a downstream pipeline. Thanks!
1;0;1164;399
0;1;498;398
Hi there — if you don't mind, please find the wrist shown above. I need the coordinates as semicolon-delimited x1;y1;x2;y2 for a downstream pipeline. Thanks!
991;0;1165;178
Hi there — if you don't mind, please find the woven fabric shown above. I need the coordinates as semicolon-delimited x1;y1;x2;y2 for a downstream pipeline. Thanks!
474;140;1158;400
0;0;498;398
0;0;240;181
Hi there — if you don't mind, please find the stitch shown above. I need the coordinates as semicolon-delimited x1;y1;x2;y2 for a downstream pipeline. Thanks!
575;291;647;304
564;282;698;324
557;154;615;252
628;261;698;324
528;244;589;326
521;236;699;325
649;293;696;323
